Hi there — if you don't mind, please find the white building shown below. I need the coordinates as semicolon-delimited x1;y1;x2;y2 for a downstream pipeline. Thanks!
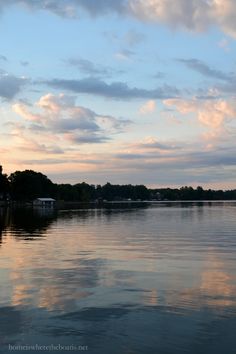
33;198;56;207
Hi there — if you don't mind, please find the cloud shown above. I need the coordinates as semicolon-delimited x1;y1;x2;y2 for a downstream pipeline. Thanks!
128;0;210;30
13;103;43;122
9;134;65;155
115;49;135;61
0;0;126;18
114;135;236;178
218;38;230;52
52;113;100;133
21;158;71;165
195;87;222;101
216;77;236;96
0;54;8;62
66;57;125;78
4;107;236;187
139;100;156;114
11;93;132;147
176;58;233;81
124;29;146;47
1;1;236;38
63;131;231;187
0;72;28;99
164;98;236;129
37;93;76;113
164;98;197;114
104;29;144;64
115;153;145;160
64;132;110;144
45;77;179;100
66;58;110;77
198;100;236;128
128;0;236;38
138;136;179;150
117;137;180;160
61;0;126;17
0;0;78;18
20;61;29;66
212;0;236;38
153;72;166;79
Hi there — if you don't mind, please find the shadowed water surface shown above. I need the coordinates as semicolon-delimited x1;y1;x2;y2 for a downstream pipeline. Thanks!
0;203;236;353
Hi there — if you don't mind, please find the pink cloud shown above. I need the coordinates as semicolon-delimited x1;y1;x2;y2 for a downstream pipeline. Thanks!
164;98;236;130
139;100;156;115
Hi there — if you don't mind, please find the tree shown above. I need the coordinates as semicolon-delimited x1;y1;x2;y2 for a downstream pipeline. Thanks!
73;182;96;202
0;165;10;200
9;170;55;201
55;183;75;201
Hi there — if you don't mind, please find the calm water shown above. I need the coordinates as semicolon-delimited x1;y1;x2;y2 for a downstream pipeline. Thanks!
0;202;236;354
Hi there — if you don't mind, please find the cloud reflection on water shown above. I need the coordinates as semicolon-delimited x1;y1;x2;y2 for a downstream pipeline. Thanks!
0;205;236;353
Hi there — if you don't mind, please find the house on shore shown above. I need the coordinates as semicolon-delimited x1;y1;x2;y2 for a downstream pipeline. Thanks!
33;198;56;208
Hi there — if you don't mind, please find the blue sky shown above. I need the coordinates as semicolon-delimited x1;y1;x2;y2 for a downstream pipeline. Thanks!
1;0;236;188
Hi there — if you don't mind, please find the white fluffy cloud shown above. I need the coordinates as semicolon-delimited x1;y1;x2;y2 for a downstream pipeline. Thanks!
128;0;236;38
211;0;236;38
198;100;236;128
129;0;210;31
11;93;132;146
37;93;76;113
164;98;236;129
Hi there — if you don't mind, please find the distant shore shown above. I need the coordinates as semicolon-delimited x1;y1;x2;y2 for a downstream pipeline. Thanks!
1;199;236;211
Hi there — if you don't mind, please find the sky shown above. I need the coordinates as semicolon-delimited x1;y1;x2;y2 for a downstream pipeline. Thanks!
1;0;236;189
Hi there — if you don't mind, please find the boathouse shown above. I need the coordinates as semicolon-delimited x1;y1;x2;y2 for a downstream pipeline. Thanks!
33;198;56;207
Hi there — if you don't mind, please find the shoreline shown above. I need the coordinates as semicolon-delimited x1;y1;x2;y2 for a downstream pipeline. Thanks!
1;199;236;210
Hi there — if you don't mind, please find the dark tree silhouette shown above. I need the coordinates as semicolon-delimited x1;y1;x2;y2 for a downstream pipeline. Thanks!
1;165;236;202
9;170;55;201
0;165;10;201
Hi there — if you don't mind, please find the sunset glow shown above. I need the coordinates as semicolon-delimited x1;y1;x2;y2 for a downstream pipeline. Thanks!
1;0;236;188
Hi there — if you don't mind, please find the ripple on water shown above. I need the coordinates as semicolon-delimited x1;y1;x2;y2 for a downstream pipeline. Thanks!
0;203;236;354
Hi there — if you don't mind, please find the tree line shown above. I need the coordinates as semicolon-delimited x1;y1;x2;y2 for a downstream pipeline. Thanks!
0;167;149;202
1;166;236;202
151;186;236;201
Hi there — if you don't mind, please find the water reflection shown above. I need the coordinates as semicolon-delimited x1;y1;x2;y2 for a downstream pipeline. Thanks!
0;204;236;354
0;306;24;347
0;207;57;241
0;208;9;245
10;208;57;237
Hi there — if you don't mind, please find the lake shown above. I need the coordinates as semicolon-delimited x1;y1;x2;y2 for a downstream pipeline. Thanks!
0;202;236;354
